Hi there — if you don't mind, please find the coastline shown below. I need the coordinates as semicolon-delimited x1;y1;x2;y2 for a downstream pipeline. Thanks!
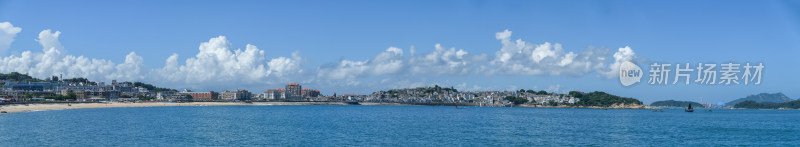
0;102;351;114
0;102;652;114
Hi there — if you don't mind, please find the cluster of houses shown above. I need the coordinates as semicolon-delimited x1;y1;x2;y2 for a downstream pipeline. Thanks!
365;86;580;106
1;76;577;106
1;80;155;102
0;80;329;103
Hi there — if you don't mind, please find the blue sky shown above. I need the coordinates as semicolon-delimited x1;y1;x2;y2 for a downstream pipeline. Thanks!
1;0;799;104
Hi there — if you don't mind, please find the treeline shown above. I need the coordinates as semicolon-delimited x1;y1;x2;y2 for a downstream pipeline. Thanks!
734;100;800;109
571;91;643;107
125;81;177;92
422;85;458;93
650;100;705;108
518;89;551;95
42;92;78;101
504;96;529;105
0;72;43;82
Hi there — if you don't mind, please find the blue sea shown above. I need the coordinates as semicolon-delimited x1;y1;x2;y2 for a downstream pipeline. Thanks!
1;105;798;146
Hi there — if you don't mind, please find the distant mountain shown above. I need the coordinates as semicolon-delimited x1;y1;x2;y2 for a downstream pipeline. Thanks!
650;100;704;108
726;93;793;106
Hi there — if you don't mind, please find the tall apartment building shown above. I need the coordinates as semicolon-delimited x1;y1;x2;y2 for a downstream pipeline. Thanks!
285;83;302;99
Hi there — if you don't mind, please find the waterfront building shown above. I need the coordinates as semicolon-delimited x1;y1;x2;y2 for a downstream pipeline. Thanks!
221;90;252;101
300;89;321;98
180;91;219;101
285;83;302;99
267;89;284;99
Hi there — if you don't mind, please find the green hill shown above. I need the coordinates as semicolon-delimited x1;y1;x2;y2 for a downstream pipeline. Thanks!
734;100;800;109
0;72;44;82
650;100;704;108
726;93;793;106
572;91;643;107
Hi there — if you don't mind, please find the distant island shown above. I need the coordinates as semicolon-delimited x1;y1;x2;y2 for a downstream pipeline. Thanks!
726;93;793;106
726;93;799;109
650;100;704;108
734;100;800;109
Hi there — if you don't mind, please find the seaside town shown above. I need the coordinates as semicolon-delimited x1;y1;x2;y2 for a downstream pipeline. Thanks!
0;72;588;107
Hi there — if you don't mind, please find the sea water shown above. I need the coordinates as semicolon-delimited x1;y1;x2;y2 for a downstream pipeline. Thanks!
1;105;798;146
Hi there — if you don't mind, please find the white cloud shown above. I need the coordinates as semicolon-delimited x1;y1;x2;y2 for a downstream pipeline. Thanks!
0;29;132;81
0;26;641;92
109;52;146;81
153;36;306;89
597;46;638;79
318;43;487;80
484;29;631;77
37;29;65;54
0;22;22;55
408;44;484;75
266;51;304;79
317;47;405;80
0;29;306;90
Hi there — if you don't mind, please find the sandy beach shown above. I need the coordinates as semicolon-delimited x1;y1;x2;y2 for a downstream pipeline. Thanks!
0;101;350;113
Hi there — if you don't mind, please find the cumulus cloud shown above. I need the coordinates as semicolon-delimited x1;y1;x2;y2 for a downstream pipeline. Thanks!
0;25;640;92
0;22;23;55
154;36;305;88
0;29;309;88
596;46;639;78
317;47;405;80
409;44;487;75
0;29;138;81
266;51;304;78
483;29;633;78
317;43;487;80
316;29;637;82
109;52;146;80
0;26;306;90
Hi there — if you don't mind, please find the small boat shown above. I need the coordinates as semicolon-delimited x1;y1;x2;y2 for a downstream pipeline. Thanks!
685;104;694;112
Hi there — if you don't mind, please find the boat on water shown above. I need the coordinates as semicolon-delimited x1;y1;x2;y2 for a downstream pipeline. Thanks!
685;104;694;112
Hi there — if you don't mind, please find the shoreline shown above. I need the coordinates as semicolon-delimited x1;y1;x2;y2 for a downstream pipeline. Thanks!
0;102;352;114
0;102;652;114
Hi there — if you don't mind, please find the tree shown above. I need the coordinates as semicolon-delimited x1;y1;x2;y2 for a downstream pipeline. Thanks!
66;92;77;100
536;90;548;95
504;96;529;105
548;100;558;106
568;91;583;98
519;89;526;93
131;81;177;92
184;94;194;100
137;95;154;101
0;72;44;82
574;91;643;107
